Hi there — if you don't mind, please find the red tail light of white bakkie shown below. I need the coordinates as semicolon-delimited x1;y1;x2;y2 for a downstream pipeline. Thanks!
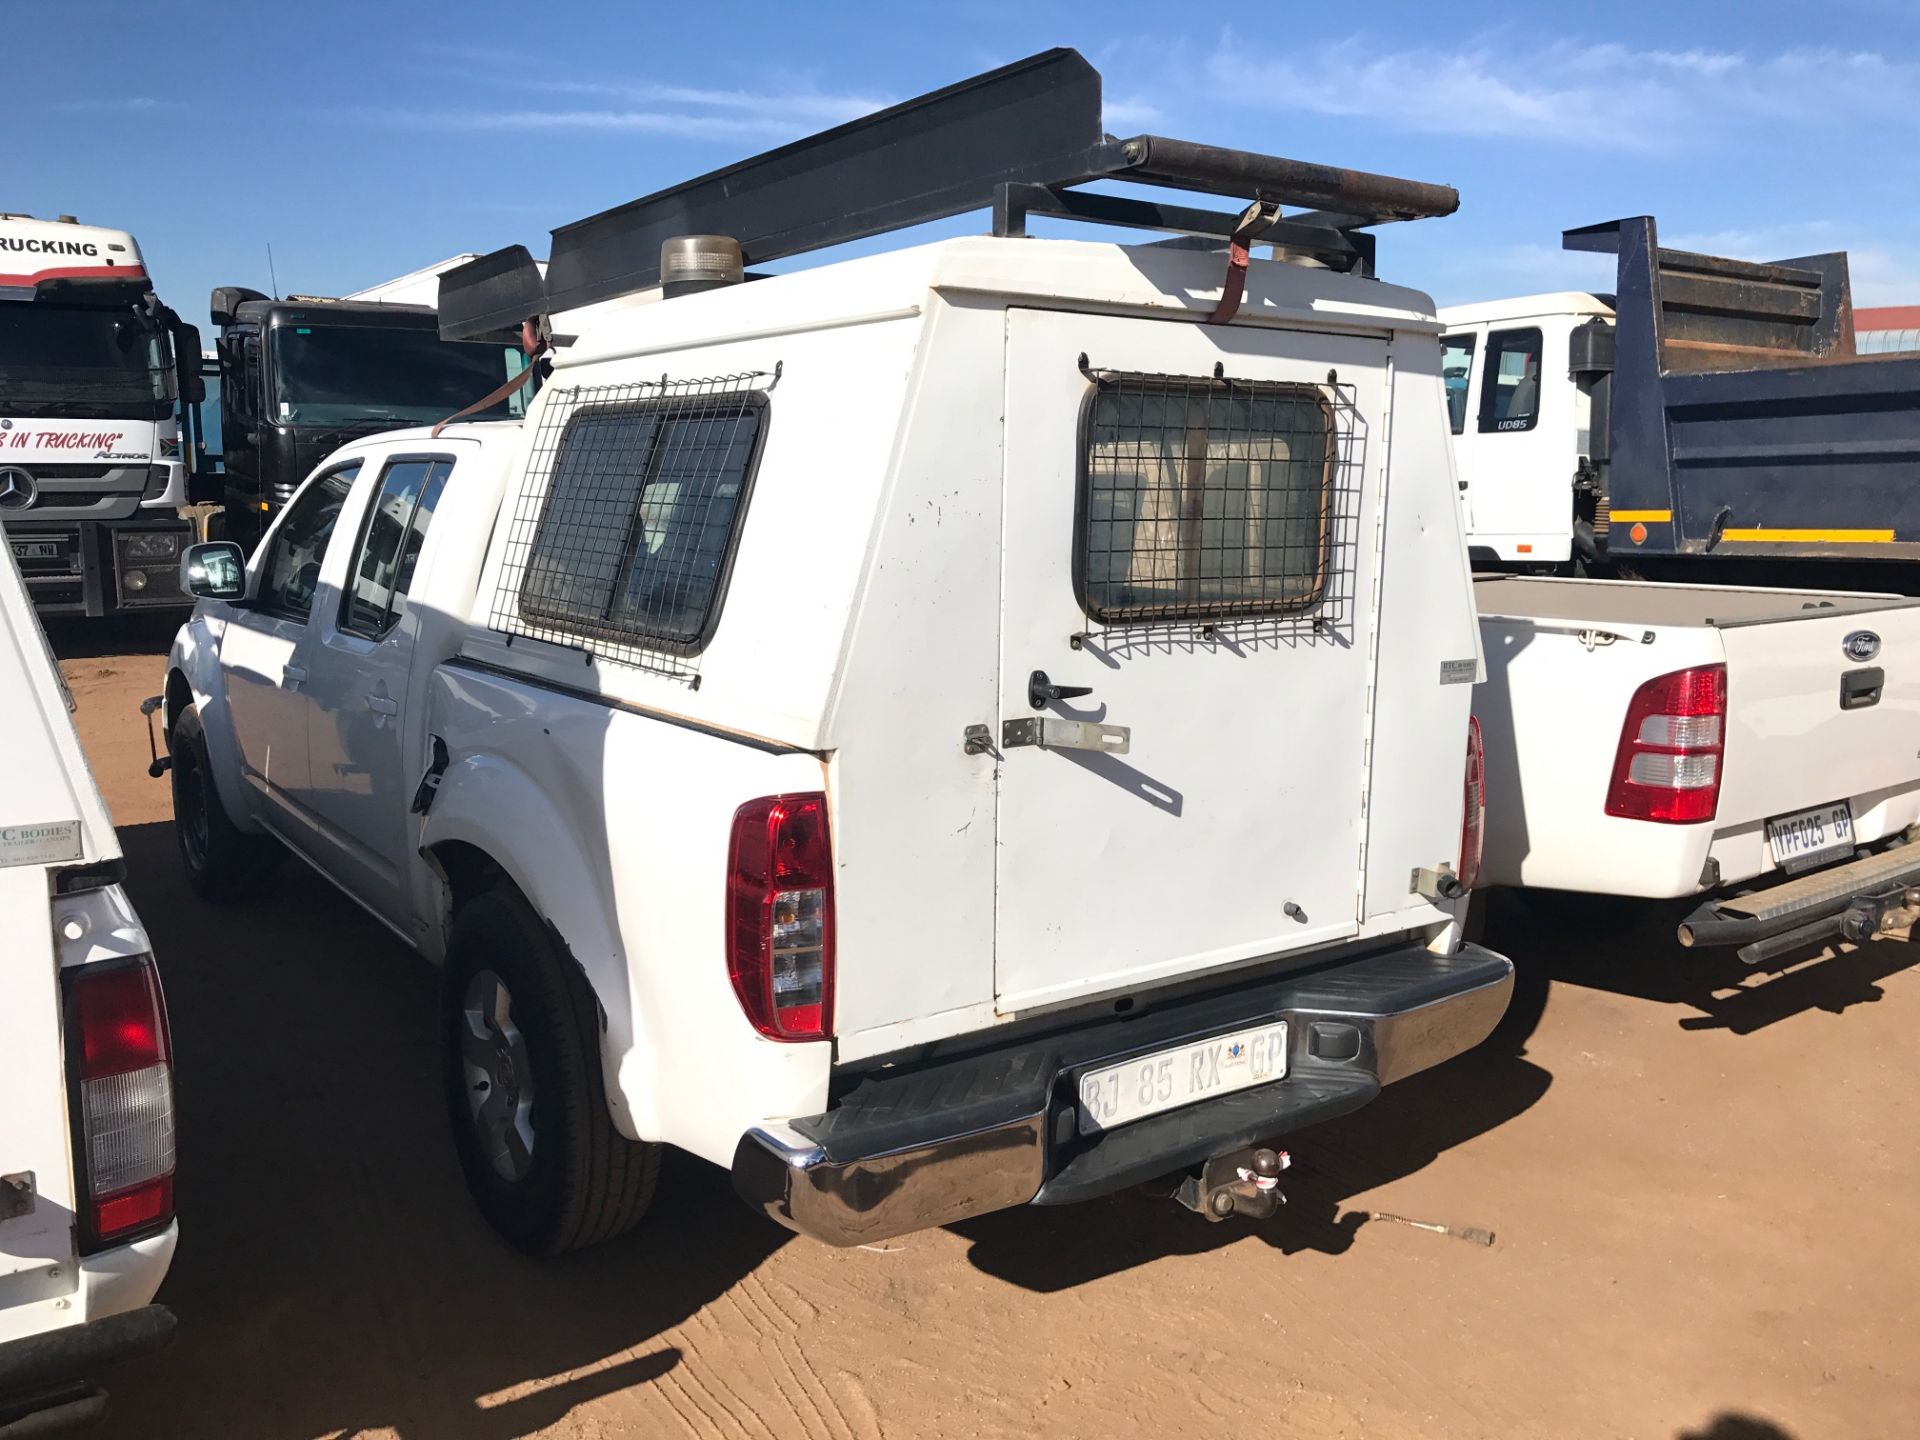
66;955;177;1250
1605;664;1728;824
1459;716;1486;891
727;793;835;1041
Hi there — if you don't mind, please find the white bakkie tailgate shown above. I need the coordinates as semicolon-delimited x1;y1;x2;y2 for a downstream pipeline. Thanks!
1474;576;1920;897
1714;598;1920;840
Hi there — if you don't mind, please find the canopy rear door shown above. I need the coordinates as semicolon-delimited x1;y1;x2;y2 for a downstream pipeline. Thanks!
994;308;1385;1011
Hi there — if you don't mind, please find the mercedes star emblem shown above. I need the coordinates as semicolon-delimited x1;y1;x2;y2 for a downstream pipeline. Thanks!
0;467;37;511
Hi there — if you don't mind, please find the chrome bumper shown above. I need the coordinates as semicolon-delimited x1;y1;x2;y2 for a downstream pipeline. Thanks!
732;941;1513;1247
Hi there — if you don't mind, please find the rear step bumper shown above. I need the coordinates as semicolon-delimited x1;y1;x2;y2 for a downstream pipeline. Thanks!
1678;834;1920;964
732;941;1514;1246
0;1304;176;1431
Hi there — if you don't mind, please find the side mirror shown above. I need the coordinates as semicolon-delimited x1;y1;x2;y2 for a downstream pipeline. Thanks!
174;323;206;404
180;541;247;601
209;285;267;329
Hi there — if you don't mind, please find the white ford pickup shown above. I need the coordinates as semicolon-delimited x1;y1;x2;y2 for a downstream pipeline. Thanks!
1473;574;1920;961
160;52;1512;1252
0;545;178;1429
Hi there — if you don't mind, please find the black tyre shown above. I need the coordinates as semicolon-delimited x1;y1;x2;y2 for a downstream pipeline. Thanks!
170;703;280;902
441;886;661;1255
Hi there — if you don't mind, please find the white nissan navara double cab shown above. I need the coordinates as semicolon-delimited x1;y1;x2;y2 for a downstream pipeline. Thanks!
160;52;1513;1254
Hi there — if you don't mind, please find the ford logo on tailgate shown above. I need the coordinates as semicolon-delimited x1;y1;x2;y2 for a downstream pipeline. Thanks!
1844;630;1881;662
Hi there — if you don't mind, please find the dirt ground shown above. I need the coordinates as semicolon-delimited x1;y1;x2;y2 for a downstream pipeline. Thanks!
51;623;1920;1440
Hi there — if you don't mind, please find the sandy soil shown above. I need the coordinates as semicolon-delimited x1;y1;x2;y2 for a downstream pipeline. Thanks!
51;625;1920;1440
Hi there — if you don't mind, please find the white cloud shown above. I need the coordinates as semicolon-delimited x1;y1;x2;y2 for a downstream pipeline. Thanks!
55;96;167;113
1846;247;1920;307
394;47;892;144
1203;34;1920;153
360;106;817;142
520;77;893;128
1103;97;1164;130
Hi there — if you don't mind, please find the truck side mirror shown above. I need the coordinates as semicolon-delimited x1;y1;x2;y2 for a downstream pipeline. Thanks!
209;285;267;328
173;323;206;404
180;542;247;601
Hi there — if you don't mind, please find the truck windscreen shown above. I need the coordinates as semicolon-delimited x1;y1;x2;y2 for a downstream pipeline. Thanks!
269;325;533;426
0;303;171;418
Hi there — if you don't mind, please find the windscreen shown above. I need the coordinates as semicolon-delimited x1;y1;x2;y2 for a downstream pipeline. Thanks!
0;302;172;418
268;324;534;427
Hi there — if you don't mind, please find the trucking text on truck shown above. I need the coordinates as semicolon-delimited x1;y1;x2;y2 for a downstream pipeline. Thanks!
0;214;204;617
202;289;535;552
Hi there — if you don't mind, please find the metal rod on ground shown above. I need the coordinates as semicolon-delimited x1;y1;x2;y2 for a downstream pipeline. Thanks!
1368;1211;1496;1246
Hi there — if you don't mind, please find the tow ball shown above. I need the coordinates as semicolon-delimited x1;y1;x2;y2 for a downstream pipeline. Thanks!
1175;1146;1291;1222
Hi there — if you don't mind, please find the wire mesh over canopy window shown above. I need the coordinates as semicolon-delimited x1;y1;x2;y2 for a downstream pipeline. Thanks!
1078;373;1337;625
493;372;772;679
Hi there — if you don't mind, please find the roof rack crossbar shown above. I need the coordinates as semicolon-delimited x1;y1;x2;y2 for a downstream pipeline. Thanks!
993;184;1376;274
439;47;1457;338
1073;135;1457;223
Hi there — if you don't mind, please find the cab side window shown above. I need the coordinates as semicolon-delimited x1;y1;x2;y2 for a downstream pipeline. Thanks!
340;456;452;640
258;464;359;620
1440;334;1476;435
1477;328;1543;434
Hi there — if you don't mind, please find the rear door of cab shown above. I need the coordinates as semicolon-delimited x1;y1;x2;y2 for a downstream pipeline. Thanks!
296;447;460;925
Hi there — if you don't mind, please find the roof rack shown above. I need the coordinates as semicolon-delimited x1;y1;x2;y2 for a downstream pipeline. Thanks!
439;48;1457;340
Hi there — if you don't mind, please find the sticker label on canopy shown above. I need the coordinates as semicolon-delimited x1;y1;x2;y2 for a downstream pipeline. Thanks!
0;821;83;867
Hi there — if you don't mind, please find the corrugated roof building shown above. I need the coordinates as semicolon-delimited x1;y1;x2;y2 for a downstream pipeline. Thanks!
1857;305;1920;354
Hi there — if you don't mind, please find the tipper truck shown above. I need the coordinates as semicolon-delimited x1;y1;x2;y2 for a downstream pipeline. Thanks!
1444;215;1920;586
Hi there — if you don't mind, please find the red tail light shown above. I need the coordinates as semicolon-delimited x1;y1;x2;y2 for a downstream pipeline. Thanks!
1459;716;1486;891
1605;664;1727;824
726;793;835;1041
66;956;176;1249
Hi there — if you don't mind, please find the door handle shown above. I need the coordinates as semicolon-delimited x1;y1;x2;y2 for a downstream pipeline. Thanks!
1028;669;1094;710
282;664;307;688
1840;666;1883;711
366;695;399;717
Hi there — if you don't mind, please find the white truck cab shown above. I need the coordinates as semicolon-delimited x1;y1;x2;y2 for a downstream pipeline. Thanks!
0;544;178;1429
1440;292;1612;567
163;51;1512;1252
0;213;203;618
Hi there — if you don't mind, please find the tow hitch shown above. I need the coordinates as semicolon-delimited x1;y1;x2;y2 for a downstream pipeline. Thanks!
1174;1146;1291;1221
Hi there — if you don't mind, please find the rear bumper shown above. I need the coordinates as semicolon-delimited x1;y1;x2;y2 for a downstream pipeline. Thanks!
1678;831;1920;963
0;1305;176;1434
732;941;1514;1246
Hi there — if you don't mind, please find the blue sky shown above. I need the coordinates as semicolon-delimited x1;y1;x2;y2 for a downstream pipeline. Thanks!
14;0;1920;332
